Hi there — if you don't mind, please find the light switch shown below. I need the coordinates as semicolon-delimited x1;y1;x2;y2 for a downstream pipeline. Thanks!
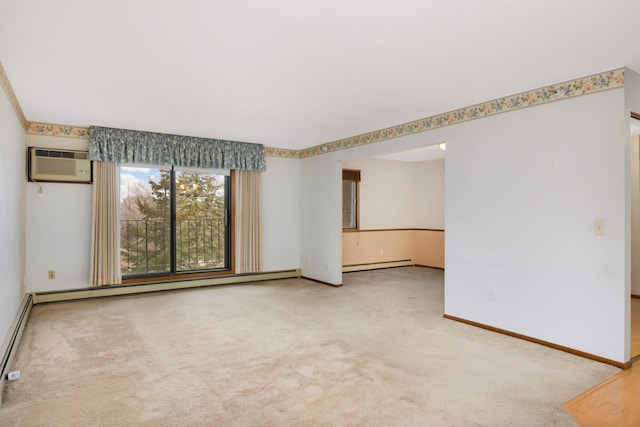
594;219;605;235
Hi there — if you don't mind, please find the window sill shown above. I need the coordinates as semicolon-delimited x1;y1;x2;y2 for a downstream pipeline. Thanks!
342;228;360;233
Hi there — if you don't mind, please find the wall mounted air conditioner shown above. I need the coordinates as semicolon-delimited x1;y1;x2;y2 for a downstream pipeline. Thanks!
28;148;92;183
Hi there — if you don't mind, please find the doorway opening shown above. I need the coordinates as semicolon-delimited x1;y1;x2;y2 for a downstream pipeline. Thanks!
630;112;640;361
340;144;445;273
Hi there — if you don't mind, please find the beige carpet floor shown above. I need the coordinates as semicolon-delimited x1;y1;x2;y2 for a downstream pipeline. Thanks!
0;267;618;426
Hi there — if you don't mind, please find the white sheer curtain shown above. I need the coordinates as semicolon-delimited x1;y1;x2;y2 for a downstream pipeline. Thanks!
89;161;122;286
236;170;263;273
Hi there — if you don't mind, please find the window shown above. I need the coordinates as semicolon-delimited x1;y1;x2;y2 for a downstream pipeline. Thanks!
342;169;361;229
120;165;232;278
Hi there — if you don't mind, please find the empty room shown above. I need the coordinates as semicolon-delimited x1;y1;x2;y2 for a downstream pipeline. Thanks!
2;1;640;426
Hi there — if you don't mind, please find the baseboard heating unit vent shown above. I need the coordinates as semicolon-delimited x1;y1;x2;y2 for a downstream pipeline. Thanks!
0;294;33;406
32;269;302;304
342;259;414;273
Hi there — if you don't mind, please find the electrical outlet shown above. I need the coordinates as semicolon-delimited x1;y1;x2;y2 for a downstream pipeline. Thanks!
379;249;384;255
48;270;56;280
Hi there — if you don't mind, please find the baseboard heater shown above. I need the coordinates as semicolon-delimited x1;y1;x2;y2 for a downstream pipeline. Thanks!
342;259;414;273
0;294;33;406
32;269;302;304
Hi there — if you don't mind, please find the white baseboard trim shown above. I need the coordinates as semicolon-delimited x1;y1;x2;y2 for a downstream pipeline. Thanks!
32;269;301;304
342;259;414;273
0;293;33;406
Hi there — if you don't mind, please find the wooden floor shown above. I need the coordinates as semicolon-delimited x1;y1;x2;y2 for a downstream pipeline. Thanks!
563;299;640;426
564;360;640;426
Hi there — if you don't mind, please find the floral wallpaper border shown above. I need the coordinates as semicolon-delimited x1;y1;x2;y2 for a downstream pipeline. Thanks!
0;62;28;129
18;68;626;159
26;121;91;139
298;68;625;158
263;146;303;159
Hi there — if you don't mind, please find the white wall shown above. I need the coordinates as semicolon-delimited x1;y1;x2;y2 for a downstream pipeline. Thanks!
0;86;26;343
26;135;92;292
301;138;451;285
26;136;302;291
342;158;444;229
261;156;300;271
300;157;342;284
444;90;627;362
301;88;629;362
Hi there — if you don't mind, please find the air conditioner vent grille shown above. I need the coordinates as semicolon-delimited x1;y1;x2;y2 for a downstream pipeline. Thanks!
29;148;91;183
34;149;88;160
36;158;77;175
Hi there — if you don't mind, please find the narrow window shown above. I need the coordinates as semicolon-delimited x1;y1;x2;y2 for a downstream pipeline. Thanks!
120;165;231;278
342;169;361;230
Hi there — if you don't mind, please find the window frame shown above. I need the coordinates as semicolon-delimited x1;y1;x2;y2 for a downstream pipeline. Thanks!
121;165;235;284
342;169;361;232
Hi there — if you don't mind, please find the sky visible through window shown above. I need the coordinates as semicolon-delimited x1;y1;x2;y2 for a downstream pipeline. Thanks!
120;166;161;201
120;166;226;202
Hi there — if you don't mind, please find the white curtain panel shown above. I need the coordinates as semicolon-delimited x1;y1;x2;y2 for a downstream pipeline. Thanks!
89;161;122;286
236;170;263;273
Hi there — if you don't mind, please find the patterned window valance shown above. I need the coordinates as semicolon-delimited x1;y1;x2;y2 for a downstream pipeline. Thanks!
88;126;266;172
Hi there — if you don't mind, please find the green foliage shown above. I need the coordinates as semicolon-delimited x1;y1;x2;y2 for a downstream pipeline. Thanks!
120;168;227;275
138;169;171;220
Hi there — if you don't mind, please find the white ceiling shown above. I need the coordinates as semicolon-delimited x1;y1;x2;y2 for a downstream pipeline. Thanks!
2;0;640;150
